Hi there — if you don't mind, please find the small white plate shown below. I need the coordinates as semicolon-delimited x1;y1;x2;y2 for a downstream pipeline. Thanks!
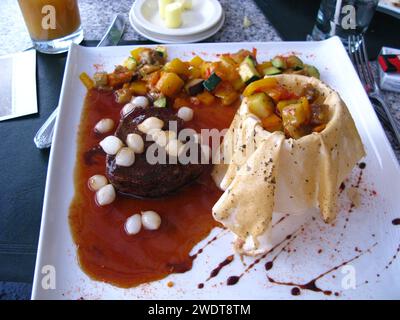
32;39;400;299
130;8;225;43
132;0;223;36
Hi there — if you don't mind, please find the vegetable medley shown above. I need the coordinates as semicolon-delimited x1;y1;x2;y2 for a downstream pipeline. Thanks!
244;78;330;139
80;47;325;139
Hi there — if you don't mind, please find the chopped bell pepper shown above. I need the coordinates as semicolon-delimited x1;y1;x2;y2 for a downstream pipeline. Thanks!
79;72;94;90
242;77;278;97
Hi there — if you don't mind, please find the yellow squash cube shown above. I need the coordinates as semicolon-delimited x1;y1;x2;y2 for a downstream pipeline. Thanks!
164;58;190;76
156;72;184;97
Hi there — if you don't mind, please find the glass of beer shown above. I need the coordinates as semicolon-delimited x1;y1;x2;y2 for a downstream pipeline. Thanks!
18;0;84;54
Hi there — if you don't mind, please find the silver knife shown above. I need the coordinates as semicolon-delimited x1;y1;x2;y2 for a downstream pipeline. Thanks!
34;14;125;149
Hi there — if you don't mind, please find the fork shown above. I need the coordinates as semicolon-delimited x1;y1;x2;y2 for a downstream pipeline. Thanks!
348;34;400;145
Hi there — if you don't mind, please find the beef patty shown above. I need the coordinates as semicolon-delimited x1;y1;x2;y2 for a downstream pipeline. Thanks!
106;107;205;198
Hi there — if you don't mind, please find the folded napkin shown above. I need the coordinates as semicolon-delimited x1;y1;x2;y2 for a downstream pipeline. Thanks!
0;49;37;122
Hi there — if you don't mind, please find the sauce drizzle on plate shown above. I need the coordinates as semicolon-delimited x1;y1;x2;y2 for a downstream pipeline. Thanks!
69;89;237;288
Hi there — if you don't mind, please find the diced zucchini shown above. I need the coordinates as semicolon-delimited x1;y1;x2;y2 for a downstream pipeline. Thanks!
271;57;287;69
123;57;137;71
239;56;261;85
155;46;167;59
304;65;320;79
286;56;304;70
263;66;282;76
203;72;222;91
185;78;205;96
93;72;108;87
247;92;275;119
154;96;167;108
281;99;309;129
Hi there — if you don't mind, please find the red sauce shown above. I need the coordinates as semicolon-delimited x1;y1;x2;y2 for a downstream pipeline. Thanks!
69;89;238;288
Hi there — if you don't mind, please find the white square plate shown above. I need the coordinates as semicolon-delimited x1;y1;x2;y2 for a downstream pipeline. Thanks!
378;0;400;19
32;37;400;300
